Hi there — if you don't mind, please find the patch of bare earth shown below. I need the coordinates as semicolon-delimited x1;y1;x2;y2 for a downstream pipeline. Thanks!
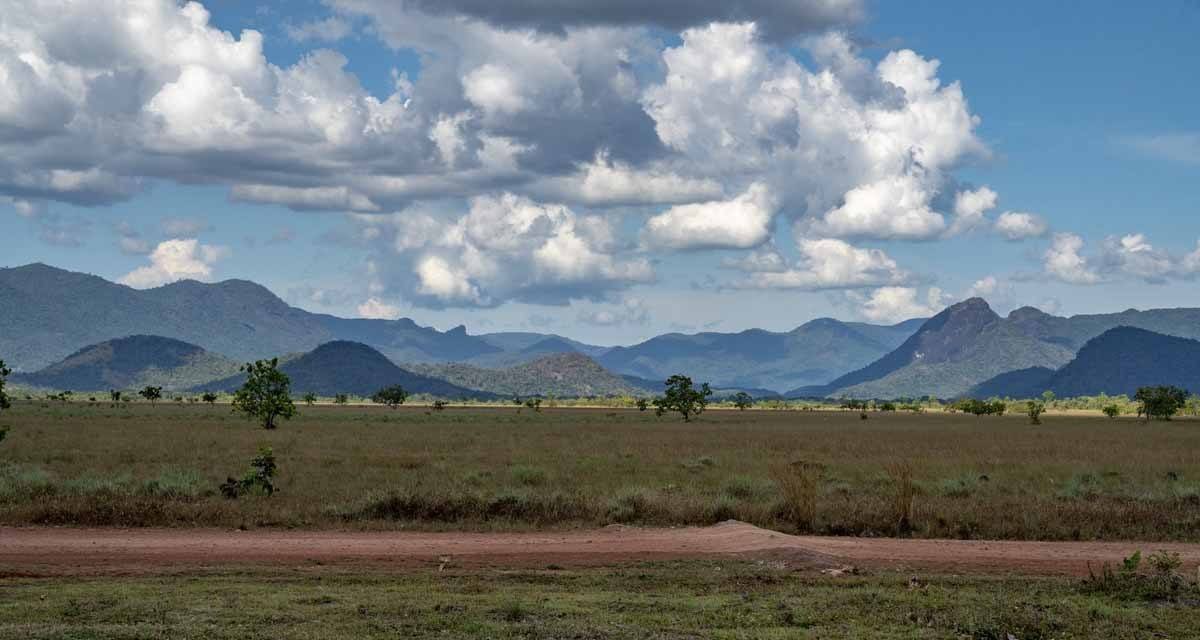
3;521;1199;577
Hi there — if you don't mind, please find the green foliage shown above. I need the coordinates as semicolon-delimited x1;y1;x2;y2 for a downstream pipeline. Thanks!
635;398;649;412
201;392;218;405
302;392;317;406
1135;386;1189;421
1081;550;1195;602
1026;401;1046;425
732;391;753;410
0;358;10;411
334;393;349;405
220;446;278;498
878;402;897;412
231;359;296;430
108;390;122;403
653;374;712;422
137;386;162;404
431;400;447;411
1103;404;1121;419
371;385;408;409
957;398;1007;416
524;397;542;412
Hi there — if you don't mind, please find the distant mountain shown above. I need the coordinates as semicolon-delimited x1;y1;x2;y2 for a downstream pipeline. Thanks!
795;299;1076;399
596;317;925;392
197;341;487;398
410;352;645;398
971;327;1200;398
0;264;499;370
466;334;609;368
13;335;240;392
968;367;1056;399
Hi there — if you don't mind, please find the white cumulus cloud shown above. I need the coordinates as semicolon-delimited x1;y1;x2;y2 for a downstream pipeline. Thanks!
119;238;230;288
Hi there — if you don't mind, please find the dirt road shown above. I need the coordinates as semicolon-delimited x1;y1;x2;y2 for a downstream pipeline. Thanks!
4;521;1199;577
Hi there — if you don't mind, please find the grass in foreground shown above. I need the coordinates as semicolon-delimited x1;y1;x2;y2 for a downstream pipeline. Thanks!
2;562;1198;639
3;402;1200;540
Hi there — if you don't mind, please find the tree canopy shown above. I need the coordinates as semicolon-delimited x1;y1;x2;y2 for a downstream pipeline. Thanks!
232;359;296;430
1135;386;1188;421
371;385;408;409
653;374;712;422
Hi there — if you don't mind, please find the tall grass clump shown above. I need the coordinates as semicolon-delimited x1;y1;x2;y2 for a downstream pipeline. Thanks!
885;461;917;536
770;460;823;532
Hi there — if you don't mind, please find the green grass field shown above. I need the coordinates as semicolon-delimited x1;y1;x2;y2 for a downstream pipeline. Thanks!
3;562;1199;639
3;401;1200;540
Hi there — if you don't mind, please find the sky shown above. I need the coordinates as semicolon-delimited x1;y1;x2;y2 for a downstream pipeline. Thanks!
1;0;1198;345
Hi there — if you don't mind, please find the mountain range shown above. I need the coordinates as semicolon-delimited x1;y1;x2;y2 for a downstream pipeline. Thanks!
195;341;488;398
0;264;925;391
793;298;1200;399
8;264;1200;400
970;327;1200;399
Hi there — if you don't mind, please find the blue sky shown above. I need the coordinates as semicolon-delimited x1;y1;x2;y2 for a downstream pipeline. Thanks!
2;0;1198;345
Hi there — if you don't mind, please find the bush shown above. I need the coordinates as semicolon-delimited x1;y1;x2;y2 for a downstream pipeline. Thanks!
1081;550;1195;602
1027;401;1046;425
220;446;277;498
1103;404;1121;419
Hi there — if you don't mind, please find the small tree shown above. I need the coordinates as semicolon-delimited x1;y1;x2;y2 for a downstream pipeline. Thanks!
302;392;317;406
138;386;162;404
201;392;218;405
231;359;296;430
109;390;122;404
432;400;447;411
1102;404;1121;419
1026;400;1045;425
0;359;10;412
524;397;542;412
334;393;349;405
1135;386;1189;421
732;392;753;410
635;398;649;412
220;446;278;498
372;385;408;409
653;374;712;422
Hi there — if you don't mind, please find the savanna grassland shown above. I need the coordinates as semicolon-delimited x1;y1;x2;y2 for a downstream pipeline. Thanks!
2;402;1200;541
5;561;1200;639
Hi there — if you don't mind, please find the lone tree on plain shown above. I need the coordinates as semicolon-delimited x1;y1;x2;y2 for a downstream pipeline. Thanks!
201;392;218;405
1103;404;1121;419
1026;400;1046;425
109;390;122;403
138;385;163;405
232;359;296;430
654;374;712;422
0;359;11;411
372;385;408;409
302;392;317;406
732;392;753;410
1135;386;1189;421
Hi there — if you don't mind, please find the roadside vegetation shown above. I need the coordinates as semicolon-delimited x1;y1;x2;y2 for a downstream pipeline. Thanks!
3;560;1200;639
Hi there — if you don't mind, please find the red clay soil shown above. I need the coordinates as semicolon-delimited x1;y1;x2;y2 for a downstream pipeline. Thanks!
3;521;1199;577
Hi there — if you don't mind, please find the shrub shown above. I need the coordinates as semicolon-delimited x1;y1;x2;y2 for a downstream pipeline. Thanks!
635;398;649;412
334;394;349;405
1027;401;1046;425
0;359;10;412
432;400;447;411
201;392;218;405
302;393;317;406
138;386;162;404
732;392;753;410
1102;404;1121;419
1081;550;1194;602
879;402;897;412
524;398;542;412
220;446;278;498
